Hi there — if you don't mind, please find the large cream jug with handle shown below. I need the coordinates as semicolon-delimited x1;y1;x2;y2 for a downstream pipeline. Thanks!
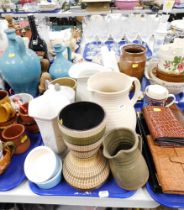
87;72;141;132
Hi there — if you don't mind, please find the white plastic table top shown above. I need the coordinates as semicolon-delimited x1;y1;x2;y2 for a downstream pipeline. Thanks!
0;180;159;208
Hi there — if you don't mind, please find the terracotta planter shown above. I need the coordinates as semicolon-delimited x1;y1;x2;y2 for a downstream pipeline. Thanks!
2;124;30;154
119;44;146;81
156;67;184;83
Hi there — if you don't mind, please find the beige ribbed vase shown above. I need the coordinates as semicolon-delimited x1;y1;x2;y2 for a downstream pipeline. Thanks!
87;72;141;133
63;150;110;190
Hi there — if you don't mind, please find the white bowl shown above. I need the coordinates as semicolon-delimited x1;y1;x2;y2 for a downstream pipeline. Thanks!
36;156;62;189
145;64;184;95
24;146;58;184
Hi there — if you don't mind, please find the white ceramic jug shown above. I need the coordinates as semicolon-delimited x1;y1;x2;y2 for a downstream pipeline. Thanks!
28;87;70;154
87;72;141;132
68;61;112;101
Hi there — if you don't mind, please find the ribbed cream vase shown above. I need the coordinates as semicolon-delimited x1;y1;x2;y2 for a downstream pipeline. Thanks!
63;150;110;190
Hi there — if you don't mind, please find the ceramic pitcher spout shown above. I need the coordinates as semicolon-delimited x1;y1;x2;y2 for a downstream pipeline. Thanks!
103;128;140;160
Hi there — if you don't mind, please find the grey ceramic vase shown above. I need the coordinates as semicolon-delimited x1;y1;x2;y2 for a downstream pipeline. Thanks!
103;128;149;190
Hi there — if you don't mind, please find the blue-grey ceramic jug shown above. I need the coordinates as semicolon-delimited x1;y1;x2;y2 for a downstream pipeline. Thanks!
49;44;72;79
0;29;41;96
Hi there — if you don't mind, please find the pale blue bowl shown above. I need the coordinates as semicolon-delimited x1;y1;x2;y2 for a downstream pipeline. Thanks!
36;156;62;189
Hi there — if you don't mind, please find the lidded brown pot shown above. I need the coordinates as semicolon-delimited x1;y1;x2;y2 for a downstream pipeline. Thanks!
119;44;146;81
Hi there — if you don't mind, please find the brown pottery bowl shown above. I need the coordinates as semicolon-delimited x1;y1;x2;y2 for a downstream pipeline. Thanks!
156;67;184;83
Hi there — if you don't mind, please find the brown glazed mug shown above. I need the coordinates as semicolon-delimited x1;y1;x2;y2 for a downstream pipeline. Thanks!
2;124;30;154
0;141;16;175
119;44;146;81
0;90;16;123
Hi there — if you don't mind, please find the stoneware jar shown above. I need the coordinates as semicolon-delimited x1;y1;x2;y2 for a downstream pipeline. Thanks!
2;124;30;154
119;44;146;81
0;29;41;96
87;72;141;132
49;44;72;80
103;128;149;190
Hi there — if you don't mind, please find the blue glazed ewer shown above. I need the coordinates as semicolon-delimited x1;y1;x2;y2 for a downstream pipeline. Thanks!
49;44;72;79
0;29;41;96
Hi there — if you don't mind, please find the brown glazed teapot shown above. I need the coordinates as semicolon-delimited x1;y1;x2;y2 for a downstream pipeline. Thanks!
119;44;146;81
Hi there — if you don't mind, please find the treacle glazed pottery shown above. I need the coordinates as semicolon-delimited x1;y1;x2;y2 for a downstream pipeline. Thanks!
103;128;149;190
119;44;146;81
2;124;30;154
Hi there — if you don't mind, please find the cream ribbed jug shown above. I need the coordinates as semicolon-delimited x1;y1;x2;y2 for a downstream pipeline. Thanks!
87;72;141;132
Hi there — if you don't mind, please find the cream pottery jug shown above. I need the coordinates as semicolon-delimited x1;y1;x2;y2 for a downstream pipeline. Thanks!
87;72;141;132
69;61;112;101
28;87;70;154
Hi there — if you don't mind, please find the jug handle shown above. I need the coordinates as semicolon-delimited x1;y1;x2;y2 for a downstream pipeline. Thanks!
15;36;26;57
130;77;141;106
137;134;142;152
66;46;72;62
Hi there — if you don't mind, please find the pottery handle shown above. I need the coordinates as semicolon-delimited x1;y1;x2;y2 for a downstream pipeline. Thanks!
3;141;16;157
15;36;26;57
137;134;142;152
130;77;141;106
66;46;72;62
